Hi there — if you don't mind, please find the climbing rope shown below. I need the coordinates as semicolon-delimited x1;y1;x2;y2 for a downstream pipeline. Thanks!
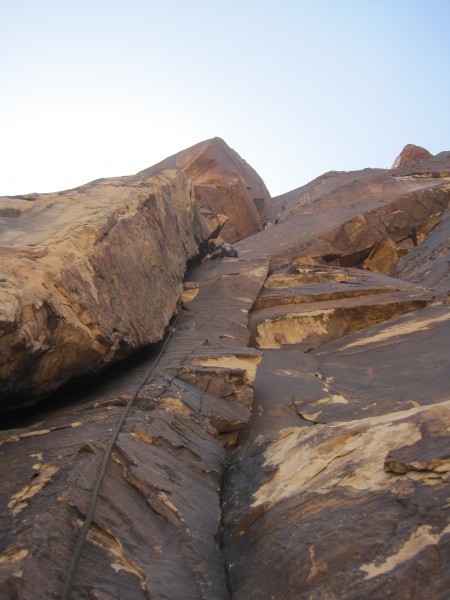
61;314;179;600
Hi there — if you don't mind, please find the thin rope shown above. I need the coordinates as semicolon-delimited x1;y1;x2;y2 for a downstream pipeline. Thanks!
61;315;179;600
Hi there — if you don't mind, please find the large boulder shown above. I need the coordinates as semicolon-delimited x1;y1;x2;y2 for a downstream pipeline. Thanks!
0;171;200;409
0;139;272;411
391;143;433;168
141;137;272;242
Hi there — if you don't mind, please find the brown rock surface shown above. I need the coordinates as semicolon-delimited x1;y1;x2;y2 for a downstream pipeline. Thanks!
223;302;450;599
0;139;270;410
241;160;450;271
0;143;449;599
392;143;433;168
0;254;269;600
389;204;450;300
219;150;450;599
141;137;271;243
249;264;432;350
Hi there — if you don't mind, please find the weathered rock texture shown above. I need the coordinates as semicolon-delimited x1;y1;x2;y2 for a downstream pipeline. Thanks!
248;264;433;350
392;143;433;168
240;152;450;269
390;203;450;301
141;137;271;243
0;139;269;410
221;148;450;599
0;255;268;600
0;143;449;600
223;302;450;599
0;171;199;409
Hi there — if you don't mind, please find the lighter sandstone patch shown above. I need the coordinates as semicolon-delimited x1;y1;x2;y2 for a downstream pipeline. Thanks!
249;402;450;508
244;266;268;279
255;310;334;348
191;354;261;383
341;310;450;349
8;464;59;516
360;524;450;579
86;522;148;591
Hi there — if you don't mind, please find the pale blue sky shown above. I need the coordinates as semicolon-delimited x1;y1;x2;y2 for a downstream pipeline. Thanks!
1;0;449;197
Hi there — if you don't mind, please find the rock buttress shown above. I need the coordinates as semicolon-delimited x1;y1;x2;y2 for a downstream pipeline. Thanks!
0;170;199;409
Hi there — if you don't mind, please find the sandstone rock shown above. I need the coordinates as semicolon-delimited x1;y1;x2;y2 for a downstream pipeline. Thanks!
391;143;433;168
0;245;268;599
141;137;271;243
224;400;450;599
239;154;450;269
361;237;403;273
219;149;450;598
0;171;201;410
390;204;450;300
1;142;449;600
249;264;433;349
0;139;272;410
223;302;450;599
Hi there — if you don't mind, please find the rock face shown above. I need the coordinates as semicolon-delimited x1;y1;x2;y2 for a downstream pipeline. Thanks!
390;203;450;301
0;143;449;599
392;143;433;168
248;264;433;350
0;171;200;409
0;255;268;600
245;153;450;269
0;140;269;410
141;137;271;243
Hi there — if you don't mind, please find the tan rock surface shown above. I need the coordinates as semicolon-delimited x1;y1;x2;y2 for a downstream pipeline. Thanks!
361;236;404;273
0;139;271;410
0;171;201;409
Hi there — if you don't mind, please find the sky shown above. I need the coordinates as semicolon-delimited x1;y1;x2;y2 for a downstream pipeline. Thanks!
1;0;449;198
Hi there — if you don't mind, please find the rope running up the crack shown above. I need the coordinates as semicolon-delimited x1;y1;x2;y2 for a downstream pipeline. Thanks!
61;314;179;600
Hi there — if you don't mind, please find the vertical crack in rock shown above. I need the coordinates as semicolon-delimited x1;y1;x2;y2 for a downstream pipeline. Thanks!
218;459;233;600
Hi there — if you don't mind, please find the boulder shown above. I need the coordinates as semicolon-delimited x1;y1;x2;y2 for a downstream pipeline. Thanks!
0;171;203;409
141;137;272;242
391;143;433;168
0;138;272;410
361;237;403;273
